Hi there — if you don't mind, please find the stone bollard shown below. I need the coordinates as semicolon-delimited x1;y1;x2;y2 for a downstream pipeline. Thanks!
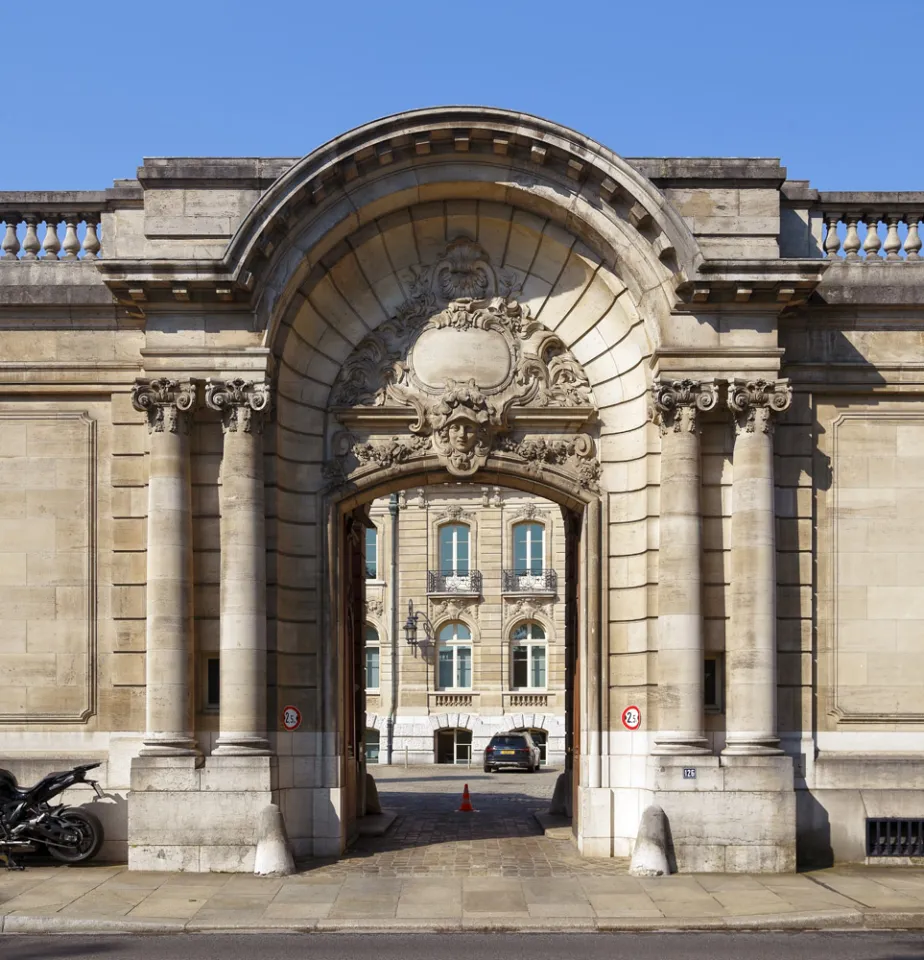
254;804;295;877
629;804;671;877
549;770;572;817
366;772;382;815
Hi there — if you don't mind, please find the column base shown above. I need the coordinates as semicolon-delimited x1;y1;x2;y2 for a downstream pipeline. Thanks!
214;736;272;756
651;738;711;756
139;737;199;758
722;739;783;757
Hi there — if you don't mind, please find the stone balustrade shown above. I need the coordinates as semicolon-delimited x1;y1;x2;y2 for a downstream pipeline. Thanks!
818;197;924;262
0;195;105;260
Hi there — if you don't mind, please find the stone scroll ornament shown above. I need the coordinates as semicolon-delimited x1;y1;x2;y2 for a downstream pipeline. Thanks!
649;378;719;434
131;378;197;434
205;378;272;433
727;378;792;434
326;237;601;488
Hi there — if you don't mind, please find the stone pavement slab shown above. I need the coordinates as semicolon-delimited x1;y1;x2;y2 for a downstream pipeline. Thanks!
5;769;924;933
0;862;919;932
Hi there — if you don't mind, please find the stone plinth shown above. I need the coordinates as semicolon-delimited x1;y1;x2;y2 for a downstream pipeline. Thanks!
128;754;276;871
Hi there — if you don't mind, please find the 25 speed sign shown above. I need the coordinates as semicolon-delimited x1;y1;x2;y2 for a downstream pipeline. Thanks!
621;705;641;730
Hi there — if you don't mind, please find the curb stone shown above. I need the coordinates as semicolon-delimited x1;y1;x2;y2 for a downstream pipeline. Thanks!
5;910;924;935
1;915;187;935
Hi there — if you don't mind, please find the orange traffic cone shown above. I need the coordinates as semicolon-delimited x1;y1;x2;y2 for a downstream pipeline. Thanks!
458;783;475;813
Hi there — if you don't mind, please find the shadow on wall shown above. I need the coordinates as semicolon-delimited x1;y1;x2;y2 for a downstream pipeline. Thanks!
781;316;885;870
78;791;127;862
796;790;833;869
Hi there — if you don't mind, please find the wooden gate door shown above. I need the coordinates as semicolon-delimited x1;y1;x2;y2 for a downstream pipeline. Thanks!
342;509;368;839
563;507;581;832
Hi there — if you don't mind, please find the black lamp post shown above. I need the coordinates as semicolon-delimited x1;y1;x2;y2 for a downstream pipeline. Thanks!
403;600;433;648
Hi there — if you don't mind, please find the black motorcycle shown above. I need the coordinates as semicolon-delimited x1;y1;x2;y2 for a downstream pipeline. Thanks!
0;762;105;869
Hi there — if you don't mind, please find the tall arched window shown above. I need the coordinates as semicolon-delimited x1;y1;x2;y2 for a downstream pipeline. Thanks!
439;523;470;576
513;521;544;575
365;624;380;690
437;621;472;690
511;621;546;690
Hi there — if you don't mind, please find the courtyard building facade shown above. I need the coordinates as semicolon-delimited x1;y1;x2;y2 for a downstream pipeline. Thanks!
362;486;567;768
0;106;922;873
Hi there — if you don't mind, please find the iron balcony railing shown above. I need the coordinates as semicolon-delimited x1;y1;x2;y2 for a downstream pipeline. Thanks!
501;569;558;594
427;570;483;595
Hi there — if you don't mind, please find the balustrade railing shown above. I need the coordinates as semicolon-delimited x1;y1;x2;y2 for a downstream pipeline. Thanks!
427;570;483;595
0;195;106;261
818;199;924;262
504;692;551;709
501;569;558;594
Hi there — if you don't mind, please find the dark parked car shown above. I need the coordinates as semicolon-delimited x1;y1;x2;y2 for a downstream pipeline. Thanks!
483;732;541;772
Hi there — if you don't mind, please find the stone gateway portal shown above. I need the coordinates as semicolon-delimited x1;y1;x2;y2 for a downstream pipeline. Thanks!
0;106;921;872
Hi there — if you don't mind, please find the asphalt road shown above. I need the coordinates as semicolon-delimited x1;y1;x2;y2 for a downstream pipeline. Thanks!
4;933;924;960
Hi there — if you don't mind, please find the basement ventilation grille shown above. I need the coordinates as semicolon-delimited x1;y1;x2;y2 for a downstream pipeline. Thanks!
866;818;924;857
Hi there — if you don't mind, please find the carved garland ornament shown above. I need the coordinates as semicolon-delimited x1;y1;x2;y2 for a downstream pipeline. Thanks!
326;238;601;488
430;596;480;622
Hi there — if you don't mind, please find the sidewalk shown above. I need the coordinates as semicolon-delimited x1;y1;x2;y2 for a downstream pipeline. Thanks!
4;863;924;933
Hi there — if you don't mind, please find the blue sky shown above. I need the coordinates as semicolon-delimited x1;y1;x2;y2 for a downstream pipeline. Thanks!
1;0;921;191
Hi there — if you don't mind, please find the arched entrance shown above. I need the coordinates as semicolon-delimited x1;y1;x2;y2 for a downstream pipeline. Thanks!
247;108;697;861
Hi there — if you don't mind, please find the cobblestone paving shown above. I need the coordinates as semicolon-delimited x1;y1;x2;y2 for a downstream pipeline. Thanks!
301;766;631;879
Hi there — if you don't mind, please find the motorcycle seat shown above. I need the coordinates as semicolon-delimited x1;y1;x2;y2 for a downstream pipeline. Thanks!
0;769;30;800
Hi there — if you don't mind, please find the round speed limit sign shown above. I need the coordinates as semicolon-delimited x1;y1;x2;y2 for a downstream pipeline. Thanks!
621;705;641;730
282;705;302;731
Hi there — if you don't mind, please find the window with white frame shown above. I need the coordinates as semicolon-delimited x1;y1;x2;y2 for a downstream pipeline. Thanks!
511;621;547;689
513;521;544;575
437;621;472;690
365;526;378;579
439;523;470;576
365;624;380;690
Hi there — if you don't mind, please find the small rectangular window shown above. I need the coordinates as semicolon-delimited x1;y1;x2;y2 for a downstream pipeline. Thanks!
206;657;220;709
704;657;722;711
365;646;380;690
365;526;377;579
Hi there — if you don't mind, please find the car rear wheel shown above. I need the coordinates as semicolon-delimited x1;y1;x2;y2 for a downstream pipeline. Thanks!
483;765;492;773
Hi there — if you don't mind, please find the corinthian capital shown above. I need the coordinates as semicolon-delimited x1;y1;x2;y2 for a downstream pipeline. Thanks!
131;378;197;434
205;378;272;434
650;378;718;435
727;378;792;435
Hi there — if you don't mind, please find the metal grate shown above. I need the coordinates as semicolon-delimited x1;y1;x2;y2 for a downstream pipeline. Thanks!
866;818;924;857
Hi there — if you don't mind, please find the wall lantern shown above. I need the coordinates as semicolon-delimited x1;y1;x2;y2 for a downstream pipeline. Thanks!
403;600;434;648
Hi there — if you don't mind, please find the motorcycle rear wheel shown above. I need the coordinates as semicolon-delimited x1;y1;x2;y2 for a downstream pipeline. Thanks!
46;809;104;864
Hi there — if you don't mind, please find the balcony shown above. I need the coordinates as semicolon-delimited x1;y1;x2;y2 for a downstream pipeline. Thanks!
427;570;483;596
502;569;558;595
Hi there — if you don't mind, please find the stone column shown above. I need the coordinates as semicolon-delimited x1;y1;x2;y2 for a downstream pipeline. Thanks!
723;378;792;756
132;379;198;756
651;378;716;755
206;378;272;755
